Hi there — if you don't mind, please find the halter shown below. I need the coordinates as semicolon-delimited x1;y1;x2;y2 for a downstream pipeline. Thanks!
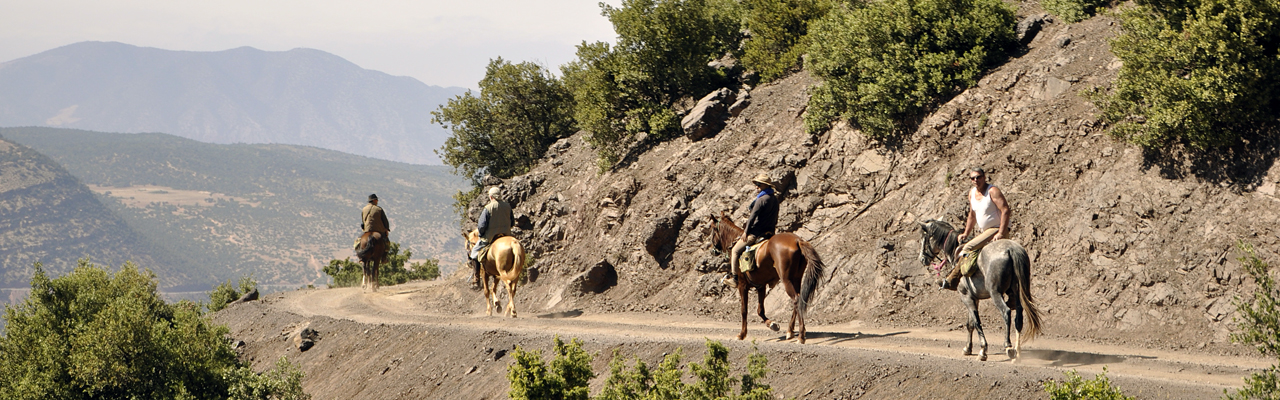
923;229;957;277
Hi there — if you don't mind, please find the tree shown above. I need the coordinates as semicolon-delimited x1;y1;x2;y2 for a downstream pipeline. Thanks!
563;0;742;169
740;0;834;82
208;275;257;312
1228;242;1280;399
0;260;309;400
1093;0;1280;150
322;241;440;288
433;58;576;183
804;0;1015;137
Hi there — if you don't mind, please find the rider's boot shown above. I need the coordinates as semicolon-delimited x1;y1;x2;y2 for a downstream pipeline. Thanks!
469;258;481;289
940;266;961;291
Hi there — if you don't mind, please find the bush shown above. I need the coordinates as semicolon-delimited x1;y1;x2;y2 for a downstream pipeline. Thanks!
0;260;309;400
225;357;310;400
1042;368;1133;400
322;242;440;288
513;338;775;400
209;275;258;313
1043;0;1108;23
508;336;595;400
1094;0;1280;150
804;0;1016;137
740;0;834;82
1227;241;1280;399
433;58;576;183
563;0;742;169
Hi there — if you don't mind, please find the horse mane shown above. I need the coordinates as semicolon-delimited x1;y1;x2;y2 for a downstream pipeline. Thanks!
711;212;743;253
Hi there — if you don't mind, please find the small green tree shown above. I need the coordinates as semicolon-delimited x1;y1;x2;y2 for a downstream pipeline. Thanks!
322;242;440;288
1227;241;1280;399
508;336;595;400
804;0;1016;137
433;58;576;184
209;275;258;313
1095;0;1280;150
225;357;310;400
0;260;309;400
1042;0;1108;23
1043;368;1133;400
563;0;742;169
740;0;834;82
591;341;774;400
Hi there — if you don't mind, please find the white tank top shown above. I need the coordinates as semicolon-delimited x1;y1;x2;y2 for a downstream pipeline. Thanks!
970;184;1001;230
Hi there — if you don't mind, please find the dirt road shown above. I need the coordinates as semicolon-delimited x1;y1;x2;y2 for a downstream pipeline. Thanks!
215;280;1270;399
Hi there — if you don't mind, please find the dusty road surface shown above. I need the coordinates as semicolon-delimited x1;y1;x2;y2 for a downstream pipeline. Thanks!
215;280;1270;399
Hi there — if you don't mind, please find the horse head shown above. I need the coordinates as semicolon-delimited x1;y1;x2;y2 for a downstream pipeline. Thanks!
918;219;956;267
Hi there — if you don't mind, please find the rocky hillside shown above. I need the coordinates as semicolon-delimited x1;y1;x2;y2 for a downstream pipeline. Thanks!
0;41;467;164
0;135;183;288
467;14;1280;352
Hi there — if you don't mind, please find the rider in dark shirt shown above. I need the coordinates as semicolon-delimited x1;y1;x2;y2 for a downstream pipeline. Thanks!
724;174;779;286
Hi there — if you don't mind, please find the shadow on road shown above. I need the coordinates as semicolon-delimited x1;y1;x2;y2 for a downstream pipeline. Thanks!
1021;349;1152;367
535;309;584;319
774;330;909;345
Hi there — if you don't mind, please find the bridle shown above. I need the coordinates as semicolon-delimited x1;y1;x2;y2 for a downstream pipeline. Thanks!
922;228;956;277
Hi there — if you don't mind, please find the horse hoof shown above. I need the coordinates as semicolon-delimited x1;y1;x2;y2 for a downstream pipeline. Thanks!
963;347;973;356
979;354;988;362
767;321;780;332
785;333;794;341
1006;347;1017;359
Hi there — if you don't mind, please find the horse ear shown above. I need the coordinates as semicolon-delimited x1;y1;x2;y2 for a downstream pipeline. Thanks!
917;221;927;232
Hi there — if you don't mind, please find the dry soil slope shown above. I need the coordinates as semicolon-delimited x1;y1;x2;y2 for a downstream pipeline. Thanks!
477;14;1280;357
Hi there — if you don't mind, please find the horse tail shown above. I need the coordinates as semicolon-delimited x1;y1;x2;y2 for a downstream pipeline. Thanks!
511;239;526;284
1009;245;1042;342
797;240;826;321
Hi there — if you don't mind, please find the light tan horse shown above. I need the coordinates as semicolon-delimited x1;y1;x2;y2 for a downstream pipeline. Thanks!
465;230;526;317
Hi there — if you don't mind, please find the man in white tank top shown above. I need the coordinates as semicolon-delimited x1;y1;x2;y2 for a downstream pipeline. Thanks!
942;167;1011;290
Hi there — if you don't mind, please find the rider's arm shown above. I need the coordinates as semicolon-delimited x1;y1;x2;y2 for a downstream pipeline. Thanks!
962;208;975;239
990;186;1011;240
381;210;390;232
742;198;761;239
477;208;491;238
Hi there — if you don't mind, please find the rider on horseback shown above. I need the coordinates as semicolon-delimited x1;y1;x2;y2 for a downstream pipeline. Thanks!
942;167;1011;290
470;187;514;286
359;193;391;250
723;174;779;287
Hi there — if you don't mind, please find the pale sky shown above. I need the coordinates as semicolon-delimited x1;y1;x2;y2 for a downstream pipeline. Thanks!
0;0;619;90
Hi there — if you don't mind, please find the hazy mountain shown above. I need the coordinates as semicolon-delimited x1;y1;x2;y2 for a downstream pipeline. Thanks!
0;41;468;165
0;134;187;288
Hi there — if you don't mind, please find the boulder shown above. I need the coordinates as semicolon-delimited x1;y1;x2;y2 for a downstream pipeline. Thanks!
571;260;618;294
682;88;737;141
229;288;259;305
1016;14;1045;45
728;90;751;118
293;327;319;352
643;210;689;265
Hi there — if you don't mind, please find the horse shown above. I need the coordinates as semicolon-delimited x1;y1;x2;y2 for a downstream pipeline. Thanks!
709;212;825;344
355;231;389;292
465;230;526;317
918;219;1043;361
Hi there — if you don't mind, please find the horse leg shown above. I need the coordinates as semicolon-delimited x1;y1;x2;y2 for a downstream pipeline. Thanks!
780;279;799;342
756;286;778;332
1007;290;1025;360
737;282;749;340
371;260;380;292
482;272;494;316
990;291;1016;360
505;279;518;318
962;295;989;361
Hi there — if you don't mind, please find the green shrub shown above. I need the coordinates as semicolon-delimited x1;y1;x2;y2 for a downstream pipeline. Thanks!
0;260;309;400
1095;0;1280;150
209;275;258;313
1043;368;1133;400
452;186;483;225
322;242;440;288
1227;242;1280;399
1043;0;1108;23
508;336;595;400
740;0;835;82
225;357;311;400
563;0;742;170
433;58;576;183
804;0;1016;137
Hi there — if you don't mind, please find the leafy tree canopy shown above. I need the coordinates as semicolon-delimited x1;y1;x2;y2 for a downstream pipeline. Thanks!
739;0;835;83
323;241;440;288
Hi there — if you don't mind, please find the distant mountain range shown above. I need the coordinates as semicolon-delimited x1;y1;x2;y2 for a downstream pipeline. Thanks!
0;41;468;165
3;127;468;292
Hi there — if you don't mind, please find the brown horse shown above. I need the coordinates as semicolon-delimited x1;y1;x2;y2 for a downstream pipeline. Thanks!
355;231;389;292
465;230;526;317
709;212;825;343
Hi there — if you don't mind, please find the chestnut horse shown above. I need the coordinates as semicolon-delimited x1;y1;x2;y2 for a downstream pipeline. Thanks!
355;231;389;292
709;212;825;343
465;230;526;317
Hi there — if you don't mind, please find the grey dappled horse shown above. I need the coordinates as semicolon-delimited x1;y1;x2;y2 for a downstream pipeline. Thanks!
918;219;1043;361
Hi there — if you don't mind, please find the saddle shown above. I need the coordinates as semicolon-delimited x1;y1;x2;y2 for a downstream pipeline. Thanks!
738;239;770;273
476;234;509;264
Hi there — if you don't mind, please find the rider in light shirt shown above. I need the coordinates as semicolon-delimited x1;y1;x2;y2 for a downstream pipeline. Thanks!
942;167;1011;290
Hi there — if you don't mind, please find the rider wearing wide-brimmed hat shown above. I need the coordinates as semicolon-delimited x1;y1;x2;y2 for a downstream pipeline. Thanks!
360;193;391;247
724;173;780;286
470;187;514;284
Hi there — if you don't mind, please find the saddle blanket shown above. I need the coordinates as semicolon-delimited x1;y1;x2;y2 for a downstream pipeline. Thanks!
738;240;769;273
